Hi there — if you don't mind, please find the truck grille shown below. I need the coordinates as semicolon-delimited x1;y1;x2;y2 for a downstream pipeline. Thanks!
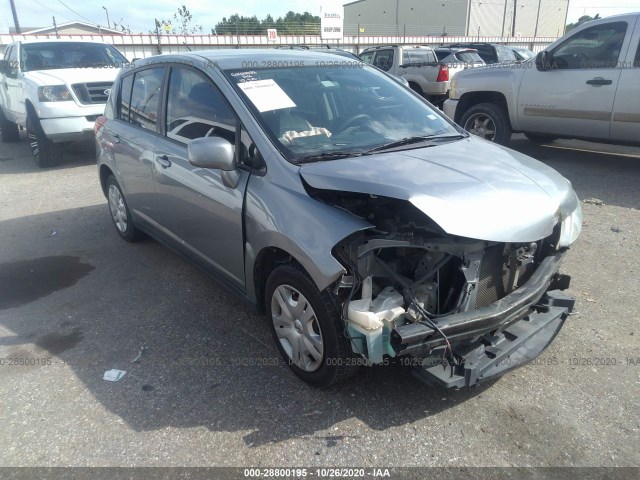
475;245;536;309
72;82;113;105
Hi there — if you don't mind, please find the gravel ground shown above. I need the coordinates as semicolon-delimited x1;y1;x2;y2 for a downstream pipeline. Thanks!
0;133;639;471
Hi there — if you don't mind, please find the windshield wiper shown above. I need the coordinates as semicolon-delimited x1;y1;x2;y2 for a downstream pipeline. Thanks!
296;151;371;164
369;133;467;153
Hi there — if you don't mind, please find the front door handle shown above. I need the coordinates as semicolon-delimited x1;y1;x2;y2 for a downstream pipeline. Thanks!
157;155;171;168
586;77;612;86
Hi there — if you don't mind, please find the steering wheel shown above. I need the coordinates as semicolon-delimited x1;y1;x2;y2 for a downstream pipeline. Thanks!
337;114;372;132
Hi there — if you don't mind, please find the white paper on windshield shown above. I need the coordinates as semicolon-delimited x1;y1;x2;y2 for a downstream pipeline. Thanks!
237;79;296;112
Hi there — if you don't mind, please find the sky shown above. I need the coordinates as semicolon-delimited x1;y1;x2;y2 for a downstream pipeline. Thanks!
1;0;639;34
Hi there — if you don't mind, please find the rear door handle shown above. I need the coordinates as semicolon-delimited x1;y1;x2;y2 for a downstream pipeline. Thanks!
586;78;612;86
157;155;171;168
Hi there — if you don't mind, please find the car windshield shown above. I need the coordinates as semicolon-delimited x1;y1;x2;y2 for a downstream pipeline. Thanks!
224;64;462;163
21;42;128;71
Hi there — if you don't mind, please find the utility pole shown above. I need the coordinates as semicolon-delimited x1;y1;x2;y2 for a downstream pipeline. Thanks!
103;6;111;29
512;0;518;37
9;0;21;34
533;0;542;38
53;16;60;38
501;0;508;37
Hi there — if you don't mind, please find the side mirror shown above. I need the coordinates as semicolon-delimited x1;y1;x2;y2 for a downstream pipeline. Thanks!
0;60;10;75
536;51;551;71
188;136;239;188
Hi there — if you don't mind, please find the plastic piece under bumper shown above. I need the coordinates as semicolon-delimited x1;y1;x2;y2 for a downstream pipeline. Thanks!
411;290;574;388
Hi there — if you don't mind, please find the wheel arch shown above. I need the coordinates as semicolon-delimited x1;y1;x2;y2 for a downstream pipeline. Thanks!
99;164;115;196
455;91;511;126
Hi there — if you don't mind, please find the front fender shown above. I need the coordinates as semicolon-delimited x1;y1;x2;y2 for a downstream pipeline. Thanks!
244;171;370;303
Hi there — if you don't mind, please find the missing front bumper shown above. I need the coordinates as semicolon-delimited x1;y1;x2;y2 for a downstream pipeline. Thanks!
411;290;575;388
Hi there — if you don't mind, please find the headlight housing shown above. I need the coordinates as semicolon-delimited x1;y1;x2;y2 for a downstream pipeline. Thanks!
558;202;583;248
38;85;72;102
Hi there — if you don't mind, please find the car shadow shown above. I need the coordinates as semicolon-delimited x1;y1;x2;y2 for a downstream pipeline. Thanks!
0;204;490;448
509;135;640;210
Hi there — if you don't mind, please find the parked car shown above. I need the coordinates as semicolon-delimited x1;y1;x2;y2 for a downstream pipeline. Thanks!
444;13;640;145
359;45;451;103
434;47;485;69
0;39;129;167
96;49;581;389
446;42;518;64
512;47;536;61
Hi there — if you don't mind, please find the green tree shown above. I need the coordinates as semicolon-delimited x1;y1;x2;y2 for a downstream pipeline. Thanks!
565;14;600;33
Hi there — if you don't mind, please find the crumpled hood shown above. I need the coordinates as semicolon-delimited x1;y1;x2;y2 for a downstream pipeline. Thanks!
299;136;578;243
25;68;119;86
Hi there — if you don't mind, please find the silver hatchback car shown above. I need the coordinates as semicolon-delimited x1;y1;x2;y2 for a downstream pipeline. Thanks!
96;50;582;388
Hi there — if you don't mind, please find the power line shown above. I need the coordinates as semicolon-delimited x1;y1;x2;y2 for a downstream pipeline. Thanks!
56;0;99;25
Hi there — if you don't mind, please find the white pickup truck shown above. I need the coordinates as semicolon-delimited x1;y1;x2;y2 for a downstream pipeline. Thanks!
444;13;640;145
359;45;456;105
0;40;128;167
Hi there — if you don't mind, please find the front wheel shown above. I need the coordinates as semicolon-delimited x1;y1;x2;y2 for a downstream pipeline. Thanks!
26;113;63;167
460;102;512;145
266;264;359;388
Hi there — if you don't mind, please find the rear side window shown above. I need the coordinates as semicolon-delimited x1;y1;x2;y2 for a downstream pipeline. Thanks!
129;67;165;131
403;49;435;65
455;51;483;63
435;50;449;61
118;74;133;122
165;66;236;145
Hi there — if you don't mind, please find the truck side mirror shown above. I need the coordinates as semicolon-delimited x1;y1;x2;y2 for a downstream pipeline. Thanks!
536;51;551;71
0;60;9;75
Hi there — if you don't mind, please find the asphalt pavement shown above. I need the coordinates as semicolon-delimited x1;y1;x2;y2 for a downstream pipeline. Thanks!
0;132;639;470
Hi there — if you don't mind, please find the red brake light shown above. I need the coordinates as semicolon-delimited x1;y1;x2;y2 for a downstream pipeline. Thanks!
94;115;107;134
436;64;449;82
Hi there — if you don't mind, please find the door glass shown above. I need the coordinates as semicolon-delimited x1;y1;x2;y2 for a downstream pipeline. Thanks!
496;45;516;63
372;50;393;71
553;21;628;69
634;38;640;67
118;74;133;122
165;67;236;146
359;51;373;64
130;67;164;131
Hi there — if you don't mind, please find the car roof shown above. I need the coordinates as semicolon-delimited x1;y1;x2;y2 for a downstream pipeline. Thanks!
132;49;362;70
16;39;112;45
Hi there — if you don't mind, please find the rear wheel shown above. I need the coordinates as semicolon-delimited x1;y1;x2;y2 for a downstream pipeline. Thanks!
105;175;146;242
524;133;558;144
0;107;19;142
266;263;359;388
26;113;63;168
460;102;512;145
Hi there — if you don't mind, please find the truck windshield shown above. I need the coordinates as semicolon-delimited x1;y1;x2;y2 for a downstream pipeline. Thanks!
21;42;128;71
224;63;463;163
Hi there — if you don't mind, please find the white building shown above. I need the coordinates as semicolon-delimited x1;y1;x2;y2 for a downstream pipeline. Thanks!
344;0;569;37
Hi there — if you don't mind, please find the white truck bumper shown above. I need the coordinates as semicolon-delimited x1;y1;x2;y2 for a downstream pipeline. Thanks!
443;99;458;121
40;116;97;142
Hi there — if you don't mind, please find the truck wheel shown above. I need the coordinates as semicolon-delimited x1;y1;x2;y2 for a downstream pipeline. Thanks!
0;107;19;142
26;113;63;168
525;133;558;144
408;82;423;96
460;103;512;145
105;175;147;242
265;263;359;388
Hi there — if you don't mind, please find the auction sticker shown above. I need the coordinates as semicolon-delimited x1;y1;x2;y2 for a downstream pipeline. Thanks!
238;79;296;112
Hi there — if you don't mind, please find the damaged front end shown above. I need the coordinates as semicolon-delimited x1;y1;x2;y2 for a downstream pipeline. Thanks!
317;190;578;388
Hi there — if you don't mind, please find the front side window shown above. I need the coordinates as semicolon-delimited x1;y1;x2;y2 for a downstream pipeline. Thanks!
496;45;516;63
130;68;164;131
634;38;640;67
359;51;374;64
165;67;236;145
225;63;462;164
552;21;628;69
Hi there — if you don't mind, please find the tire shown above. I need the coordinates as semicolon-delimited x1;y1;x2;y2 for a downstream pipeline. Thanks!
460;102;512;145
26;113;63;168
409;82;423;96
265;263;359;388
0;107;19;142
524;133;558;144
105;175;147;242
